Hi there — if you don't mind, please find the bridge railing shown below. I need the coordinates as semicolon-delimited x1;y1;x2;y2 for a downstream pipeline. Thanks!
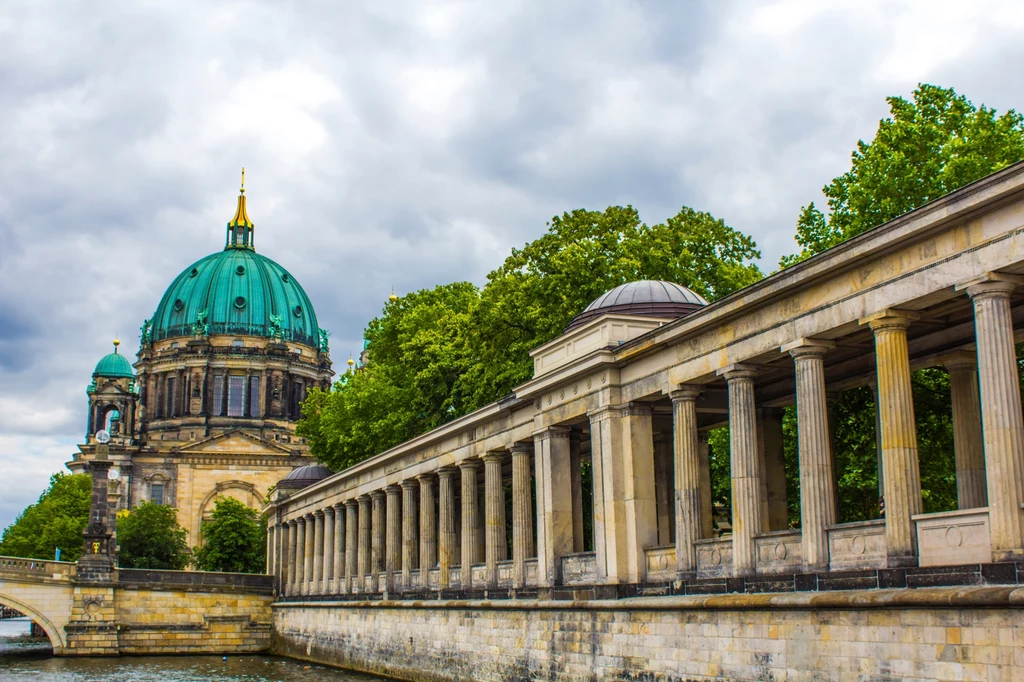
0;556;77;579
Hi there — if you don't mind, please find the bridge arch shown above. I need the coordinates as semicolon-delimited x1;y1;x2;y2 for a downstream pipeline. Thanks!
0;593;66;654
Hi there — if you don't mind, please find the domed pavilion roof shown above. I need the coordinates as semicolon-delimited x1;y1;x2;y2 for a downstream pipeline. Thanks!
147;176;322;350
277;464;332;490
566;280;708;331
93;340;135;378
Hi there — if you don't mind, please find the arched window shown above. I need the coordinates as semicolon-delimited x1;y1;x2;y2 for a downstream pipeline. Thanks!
102;407;121;434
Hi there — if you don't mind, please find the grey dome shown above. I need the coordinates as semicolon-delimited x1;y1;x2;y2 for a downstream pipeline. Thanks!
566;280;708;331
278;464;332;489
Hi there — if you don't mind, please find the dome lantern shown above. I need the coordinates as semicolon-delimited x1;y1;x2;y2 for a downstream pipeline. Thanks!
225;167;255;250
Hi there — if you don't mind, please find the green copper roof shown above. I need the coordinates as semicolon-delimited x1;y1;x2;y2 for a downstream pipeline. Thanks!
148;248;321;348
94;349;135;378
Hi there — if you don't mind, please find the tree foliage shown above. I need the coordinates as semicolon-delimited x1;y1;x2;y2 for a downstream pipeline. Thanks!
301;205;762;469
192;497;266;573
116;502;189;570
0;473;91;561
782;84;1024;267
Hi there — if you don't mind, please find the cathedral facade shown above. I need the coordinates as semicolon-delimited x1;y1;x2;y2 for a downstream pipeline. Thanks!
68;178;334;546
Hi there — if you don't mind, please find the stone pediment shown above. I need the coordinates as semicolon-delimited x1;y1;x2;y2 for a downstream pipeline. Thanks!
94;381;132;396
175;430;293;455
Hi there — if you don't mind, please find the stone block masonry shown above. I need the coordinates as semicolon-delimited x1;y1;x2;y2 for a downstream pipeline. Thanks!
272;586;1024;682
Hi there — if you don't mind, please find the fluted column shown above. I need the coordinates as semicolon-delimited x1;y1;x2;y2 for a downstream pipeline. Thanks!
344;500;359;593
459;460;481;589
384;485;402;594
358;495;372;587
293;518;306;595
718;364;763;576
312;510;324;594
785;339;838;570
303;513;315;594
283;520;294;596
511;442;535;588
322;507;335;593
967;279;1024;561
535;426;574;586
371;491;386;586
671;386;703;576
943;352;988;509
401;480;419;589
266;523;276;582
418;474;437;573
589;406;627;583
438;467;458;590
863;311;922;566
333;503;346;591
483;452;507;586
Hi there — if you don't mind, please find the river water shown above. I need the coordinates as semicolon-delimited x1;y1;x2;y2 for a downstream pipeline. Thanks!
0;618;386;682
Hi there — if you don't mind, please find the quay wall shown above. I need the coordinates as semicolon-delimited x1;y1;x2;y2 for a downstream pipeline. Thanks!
272;587;1024;682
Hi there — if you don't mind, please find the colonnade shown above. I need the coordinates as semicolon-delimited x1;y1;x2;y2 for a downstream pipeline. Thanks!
270;275;1024;591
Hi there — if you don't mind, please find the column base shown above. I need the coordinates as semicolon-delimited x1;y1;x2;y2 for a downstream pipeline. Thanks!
991;548;1024;563
885;554;918;569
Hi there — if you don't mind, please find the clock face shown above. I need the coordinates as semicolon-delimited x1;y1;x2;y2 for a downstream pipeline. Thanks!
95;429;111;444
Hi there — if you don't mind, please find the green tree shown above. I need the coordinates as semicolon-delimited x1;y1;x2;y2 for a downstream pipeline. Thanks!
116;502;189;570
782;84;1024;267
0;473;91;561
192;497;266;573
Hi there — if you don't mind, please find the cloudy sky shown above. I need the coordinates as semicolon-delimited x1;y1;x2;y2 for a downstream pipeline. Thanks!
2;0;1023;530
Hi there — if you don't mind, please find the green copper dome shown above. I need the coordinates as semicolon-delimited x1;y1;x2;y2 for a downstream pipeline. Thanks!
149;248;321;349
94;344;135;378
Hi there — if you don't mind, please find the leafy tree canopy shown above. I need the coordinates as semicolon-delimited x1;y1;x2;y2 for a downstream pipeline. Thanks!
300;205;762;469
116;502;190;570
0;473;91;562
782;84;1024;267
192;496;266;574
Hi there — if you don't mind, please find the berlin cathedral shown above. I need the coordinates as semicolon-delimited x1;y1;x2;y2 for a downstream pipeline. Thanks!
67;175;334;545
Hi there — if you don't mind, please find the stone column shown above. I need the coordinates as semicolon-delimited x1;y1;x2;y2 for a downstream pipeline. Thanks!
863;311;922;567
717;364;763;576
322;507;335;593
698;433;713;539
312;510;324;595
293;517;305;595
418;474;437;574
511;442;535;588
358;495;372;586
589;406;627;583
622;403;658;583
966;279;1024;561
345;500;359;593
758;408;789;532
303;513;315;594
438;467;458;590
534;426;574;586
459;460;481;589
401;480;419;589
942;352;988;509
371;491;386;583
654;434;673;546
266;522;276;582
282;520;293;596
385;485;402;594
569;431;586;553
671;386;703;576
785;339;838;571
483;452;507;586
333;503;346;590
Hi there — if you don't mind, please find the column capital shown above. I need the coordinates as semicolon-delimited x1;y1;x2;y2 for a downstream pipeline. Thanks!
860;309;919;331
509;442;533;455
716;363;759;381
939;350;977;371
370;489;386;501
437;466;459;479
697;431;710;444
670;385;704;403
481;451;505;464
533;425;572;441
956;271;1023;296
344;498;359;509
314;509;325;519
622;402;652;417
385;484;402;496
286;518;298;527
400;478;419;491
415;472;436;484
587;405;624;424
457;458;481;471
782;338;835;358
357;494;372;504
304;512;315;521
333;501;346;512
323;505;335;517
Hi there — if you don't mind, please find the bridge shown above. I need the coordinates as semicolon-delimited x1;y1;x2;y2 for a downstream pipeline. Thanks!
0;554;273;656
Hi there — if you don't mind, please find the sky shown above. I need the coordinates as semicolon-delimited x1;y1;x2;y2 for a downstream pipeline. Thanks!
2;0;1024;531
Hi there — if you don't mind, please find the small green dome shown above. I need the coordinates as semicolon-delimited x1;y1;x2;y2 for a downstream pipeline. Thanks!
94;347;135;378
149;248;321;348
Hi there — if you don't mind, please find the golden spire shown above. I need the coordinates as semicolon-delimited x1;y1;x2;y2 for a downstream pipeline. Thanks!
113;338;121;353
228;167;253;229
389;288;398;303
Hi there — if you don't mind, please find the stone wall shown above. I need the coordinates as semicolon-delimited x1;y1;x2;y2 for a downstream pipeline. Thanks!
272;587;1024;682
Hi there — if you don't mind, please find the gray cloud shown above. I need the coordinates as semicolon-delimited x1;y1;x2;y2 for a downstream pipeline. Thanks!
2;0;1023;529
